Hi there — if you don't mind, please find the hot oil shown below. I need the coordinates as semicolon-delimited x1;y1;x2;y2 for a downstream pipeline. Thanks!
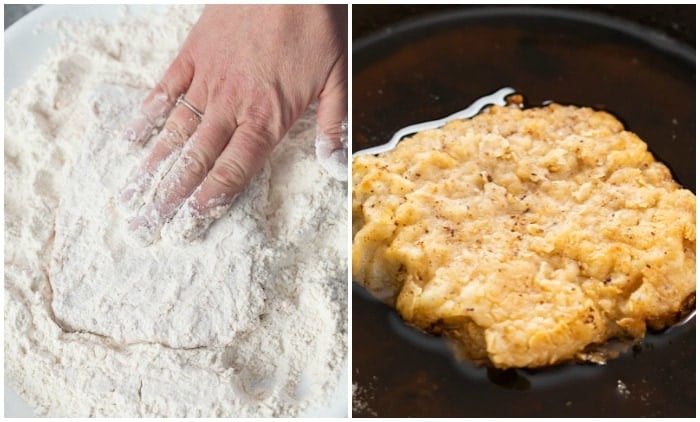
354;283;696;417
385;291;695;389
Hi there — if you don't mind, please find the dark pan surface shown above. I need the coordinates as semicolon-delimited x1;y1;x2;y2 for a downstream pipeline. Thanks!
352;6;695;418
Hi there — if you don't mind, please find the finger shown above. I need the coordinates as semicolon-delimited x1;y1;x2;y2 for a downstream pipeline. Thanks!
315;60;348;181
126;84;207;231
195;123;274;208
151;110;235;221
120;84;207;205
176;123;276;239
121;54;194;145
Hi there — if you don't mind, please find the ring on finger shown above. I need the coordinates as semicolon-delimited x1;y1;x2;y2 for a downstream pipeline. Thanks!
176;94;204;120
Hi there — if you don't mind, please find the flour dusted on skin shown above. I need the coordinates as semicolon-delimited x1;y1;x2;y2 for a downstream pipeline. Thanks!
5;5;347;417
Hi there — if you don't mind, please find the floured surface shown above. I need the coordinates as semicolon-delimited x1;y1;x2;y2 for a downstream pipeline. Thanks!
5;5;347;417
49;83;266;348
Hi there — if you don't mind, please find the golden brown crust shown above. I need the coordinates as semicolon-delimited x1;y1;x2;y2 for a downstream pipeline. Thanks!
352;104;696;368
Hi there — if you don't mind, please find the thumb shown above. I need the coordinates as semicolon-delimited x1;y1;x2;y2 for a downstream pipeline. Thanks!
315;61;348;182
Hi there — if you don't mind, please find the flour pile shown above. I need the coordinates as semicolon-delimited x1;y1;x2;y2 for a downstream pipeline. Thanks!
5;5;347;417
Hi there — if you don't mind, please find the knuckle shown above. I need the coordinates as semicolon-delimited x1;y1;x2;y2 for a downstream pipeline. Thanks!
158;133;182;152
162;120;189;147
236;111;280;153
241;86;285;129
211;159;248;192
321;121;346;141
183;149;209;181
245;102;274;125
243;123;277;152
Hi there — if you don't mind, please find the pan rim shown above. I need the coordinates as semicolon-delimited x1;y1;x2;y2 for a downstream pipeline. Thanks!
353;6;695;66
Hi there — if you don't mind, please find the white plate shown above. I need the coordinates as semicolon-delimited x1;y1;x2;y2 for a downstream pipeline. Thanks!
4;5;348;417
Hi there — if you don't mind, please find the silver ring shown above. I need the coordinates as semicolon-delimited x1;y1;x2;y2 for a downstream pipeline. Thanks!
176;94;204;119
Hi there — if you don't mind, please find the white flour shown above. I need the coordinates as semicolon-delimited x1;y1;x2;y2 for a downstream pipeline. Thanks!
5;5;347;417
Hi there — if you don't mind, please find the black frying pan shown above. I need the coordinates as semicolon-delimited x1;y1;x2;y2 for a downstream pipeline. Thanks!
352;6;695;417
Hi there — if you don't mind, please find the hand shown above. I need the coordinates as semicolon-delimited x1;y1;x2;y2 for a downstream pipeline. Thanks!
121;5;347;241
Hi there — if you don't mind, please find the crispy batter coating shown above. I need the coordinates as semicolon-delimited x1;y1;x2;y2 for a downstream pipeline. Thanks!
352;104;696;368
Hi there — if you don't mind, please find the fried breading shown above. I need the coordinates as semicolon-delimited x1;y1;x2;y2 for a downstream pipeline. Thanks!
352;104;696;368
